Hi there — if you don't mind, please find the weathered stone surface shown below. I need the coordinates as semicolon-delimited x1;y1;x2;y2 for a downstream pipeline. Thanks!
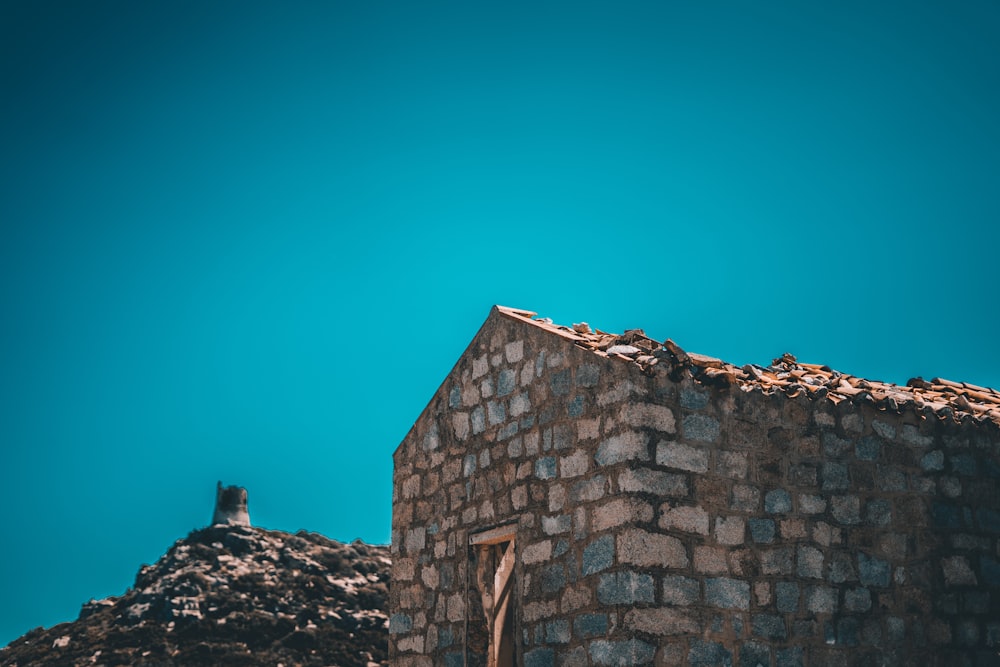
621;402;676;433
694;546;729;574
597;571;655;605
715;516;746;545
688;639;732;667
595;431;649;466
682;414;720;442
663;575;701;605
776;581;799;613
624;607;698;635
589;639;655;666
655;441;709;472
591;497;653;531
705;577;750;610
942;555;978;586
659;503;710;535
618;467;687;496
749;518;776;544
765;489;792;514
617;527;688;568
581;535;614;575
858;552;891;587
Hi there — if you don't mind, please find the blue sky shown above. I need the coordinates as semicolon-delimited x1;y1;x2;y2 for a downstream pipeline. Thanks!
2;0;999;646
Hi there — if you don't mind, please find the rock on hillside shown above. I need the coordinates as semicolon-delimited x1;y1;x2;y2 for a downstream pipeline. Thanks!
0;525;390;667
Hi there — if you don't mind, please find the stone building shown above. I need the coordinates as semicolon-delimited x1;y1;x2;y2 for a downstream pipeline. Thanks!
388;306;1000;666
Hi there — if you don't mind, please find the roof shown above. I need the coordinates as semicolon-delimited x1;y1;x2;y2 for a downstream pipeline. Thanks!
495;306;1000;430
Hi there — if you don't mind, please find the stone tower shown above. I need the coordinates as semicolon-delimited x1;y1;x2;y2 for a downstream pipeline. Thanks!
212;481;251;526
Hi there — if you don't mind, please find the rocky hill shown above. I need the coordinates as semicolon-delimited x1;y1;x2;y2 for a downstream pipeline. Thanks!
0;524;391;667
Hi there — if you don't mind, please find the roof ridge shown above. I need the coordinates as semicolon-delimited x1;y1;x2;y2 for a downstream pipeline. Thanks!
494;306;1000;429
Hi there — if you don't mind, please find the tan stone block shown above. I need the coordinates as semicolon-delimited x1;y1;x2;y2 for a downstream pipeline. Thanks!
446;592;465;622
560;450;590;478
395;558;416;581
452;413;470;441
597;380;638;406
523;600;558;622
618;527;688;568
399;583;425;609
694;546;729;574
521;540;553;565
659;503;710;535
462;382;480;407
548;483;566;512
623;607;698;635
780;518;807;539
620;402;676;433
397;635;424;653
592;497;654;531
754;581;772;606
505;340;524;363
561;586;592;613
715;516;745;545
578;417;601;440
420;565;439;589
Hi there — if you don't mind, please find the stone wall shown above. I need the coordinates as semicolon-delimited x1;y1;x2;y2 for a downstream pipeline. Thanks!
389;308;1000;666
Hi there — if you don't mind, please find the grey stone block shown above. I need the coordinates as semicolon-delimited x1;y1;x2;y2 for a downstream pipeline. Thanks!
589;639;655;666
618;467;687;497
843;587;872;612
487;400;506;425
683;414;720;442
855;436;881;461
797;545;824;579
535;457;557;479
525;647;555;667
596;432;649;466
776;646;804;667
388;613;412;634
680;388;709;409
705;577;750;610
540;563;565;594
776;581;799;613
752;613;787;639
663;575;700;605
545;619;570;644
597;571;655;605
550;369;571;396
864;499;892;526
828;551;857;584
749;518;776;544
581;534;614;575
764;489;792;514
497;369;516;396
739;641;770;667
831;495;861;525
858;552;890;587
920;450;944;471
573;613;609;638
688;639;732;667
821;462;849;491
656;441;708;472
805;585;837;613
886;616;905;642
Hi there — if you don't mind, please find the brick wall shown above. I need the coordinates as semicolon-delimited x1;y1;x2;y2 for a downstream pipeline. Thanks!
389;308;1000;666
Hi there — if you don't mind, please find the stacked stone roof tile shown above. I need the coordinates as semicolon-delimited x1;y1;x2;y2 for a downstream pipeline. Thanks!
496;305;1000;429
